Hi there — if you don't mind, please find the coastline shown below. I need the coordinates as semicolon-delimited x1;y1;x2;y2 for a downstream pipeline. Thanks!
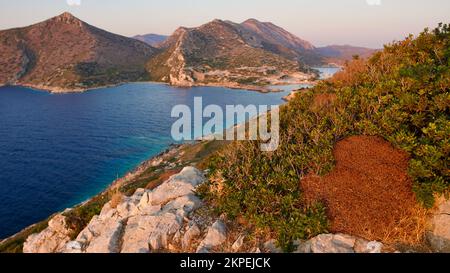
2;78;318;94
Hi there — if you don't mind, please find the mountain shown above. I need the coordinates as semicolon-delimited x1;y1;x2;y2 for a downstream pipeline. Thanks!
133;34;168;47
0;12;158;92
147;19;313;87
315;45;379;65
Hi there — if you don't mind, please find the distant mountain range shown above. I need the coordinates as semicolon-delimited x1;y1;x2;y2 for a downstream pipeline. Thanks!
0;12;377;92
133;34;168;47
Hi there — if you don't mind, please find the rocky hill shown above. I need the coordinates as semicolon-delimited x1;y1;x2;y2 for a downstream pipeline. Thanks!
146;18;377;88
146;19;315;87
133;33;168;47
240;19;323;65
0;12;158;92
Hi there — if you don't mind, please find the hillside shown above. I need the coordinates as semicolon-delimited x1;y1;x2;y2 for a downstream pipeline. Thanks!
147;19;320;87
133;33;168;47
0;12;158;92
202;23;450;250
240;19;323;65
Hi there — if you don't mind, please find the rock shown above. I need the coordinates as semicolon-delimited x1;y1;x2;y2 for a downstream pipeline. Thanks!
161;194;203;217
294;240;312;253
232;235;245;252
63;241;83;253
251;247;261;253
23;214;73;253
149;167;205;206
309;234;355;253
173;230;182;244
182;223;201;250
121;213;182;253
263;239;282;253
354;238;383;253
84;219;124;253
196;220;227;252
427;197;450;253
24;167;206;253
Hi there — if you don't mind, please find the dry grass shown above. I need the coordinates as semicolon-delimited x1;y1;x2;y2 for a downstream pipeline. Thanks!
378;205;430;247
109;191;123;209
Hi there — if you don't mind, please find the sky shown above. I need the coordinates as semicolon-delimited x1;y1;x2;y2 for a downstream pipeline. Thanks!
0;0;448;48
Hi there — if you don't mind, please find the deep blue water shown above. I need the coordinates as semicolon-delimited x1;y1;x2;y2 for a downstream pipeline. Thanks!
0;83;293;238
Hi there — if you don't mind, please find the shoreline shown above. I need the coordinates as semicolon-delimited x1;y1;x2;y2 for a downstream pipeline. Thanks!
2;79;318;94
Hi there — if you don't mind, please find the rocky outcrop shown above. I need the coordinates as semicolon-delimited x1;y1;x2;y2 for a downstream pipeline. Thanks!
23;214;74;253
196;220;227;253
293;234;383;254
426;197;450;252
24;167;207;253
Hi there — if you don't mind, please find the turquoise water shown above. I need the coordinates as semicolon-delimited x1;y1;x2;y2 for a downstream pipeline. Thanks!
0;83;292;238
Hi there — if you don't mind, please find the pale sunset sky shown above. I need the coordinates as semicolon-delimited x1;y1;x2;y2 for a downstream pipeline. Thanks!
0;0;448;48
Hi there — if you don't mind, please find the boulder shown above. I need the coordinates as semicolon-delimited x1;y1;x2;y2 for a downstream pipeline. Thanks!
23;214;73;253
427;197;450;252
182;223;201;250
121;213;182;253
161;194;203;217
196;220;227;253
309;234;355;253
354;238;383;253
149;167;205;206
84;218;124;253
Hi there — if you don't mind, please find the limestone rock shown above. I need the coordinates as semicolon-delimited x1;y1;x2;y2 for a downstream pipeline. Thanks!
232;235;246;252
23;214;73;253
354;238;383;253
182;223;201;250
73;215;124;253
149;167;205;206
427;197;450;252
161;194;203;217
63;241;83;253
121;213;182;253
309;234;355;253
23;167;207;253
196;220;227;252
84;219;124;253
